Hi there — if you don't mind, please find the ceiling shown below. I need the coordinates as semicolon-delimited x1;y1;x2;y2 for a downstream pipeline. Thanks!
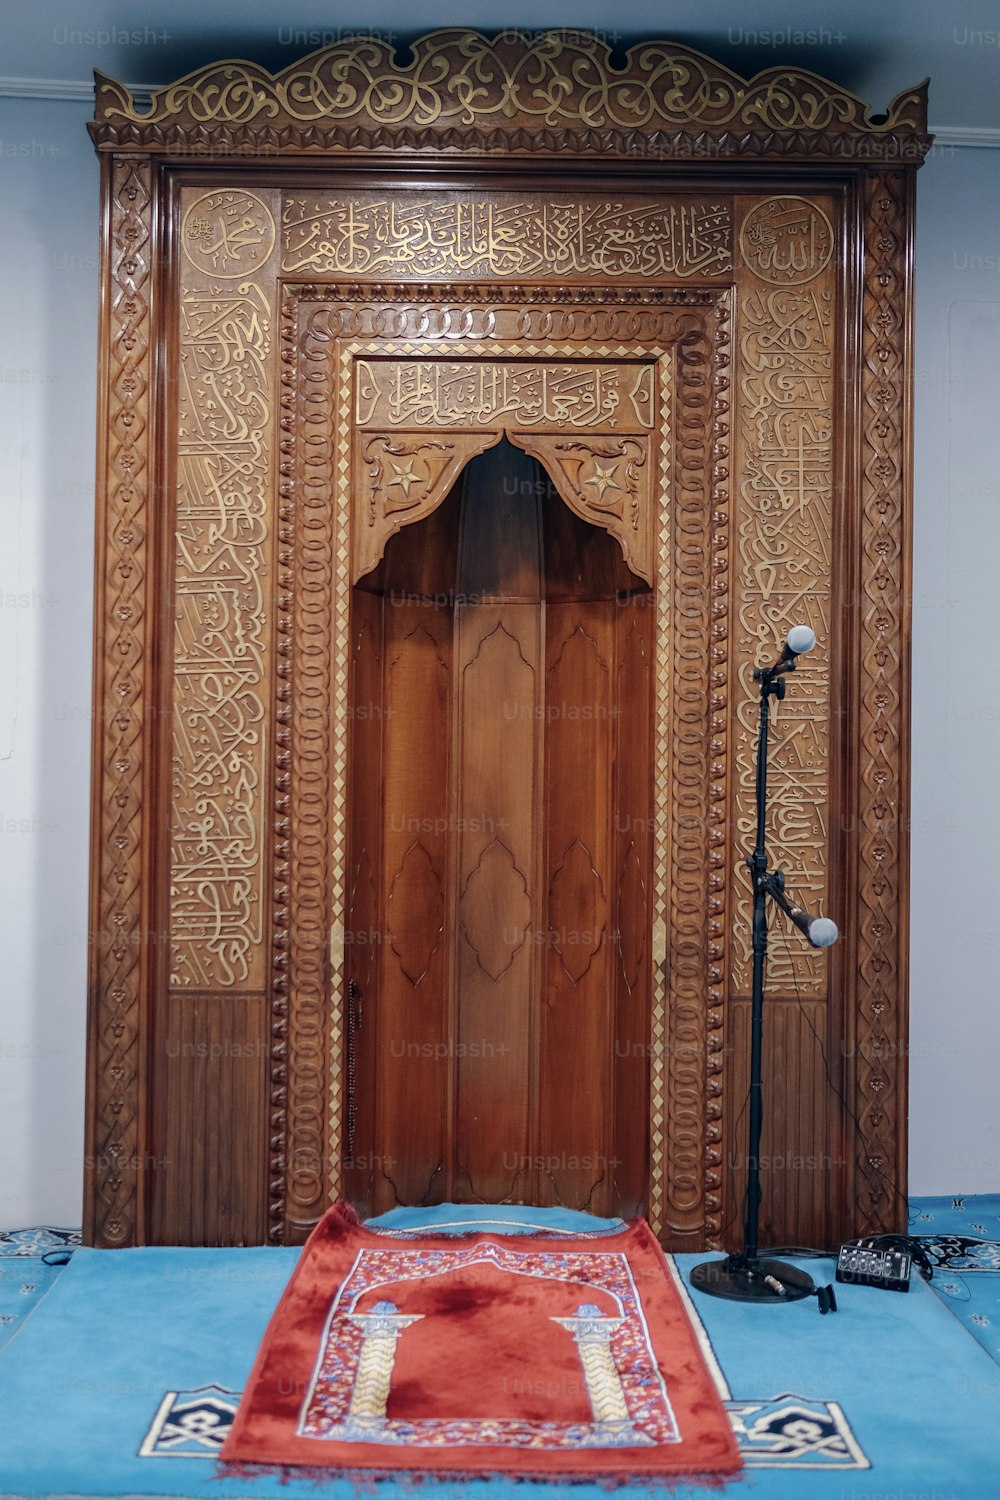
2;0;1000;130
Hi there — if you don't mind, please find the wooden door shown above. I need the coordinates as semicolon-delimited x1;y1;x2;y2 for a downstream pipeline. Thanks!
343;441;653;1217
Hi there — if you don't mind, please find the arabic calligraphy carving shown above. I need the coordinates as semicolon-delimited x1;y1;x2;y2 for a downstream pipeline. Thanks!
283;195;731;280
739;196;834;286
182;190;276;279
732;202;834;996
171;205;276;989
355;361;652;432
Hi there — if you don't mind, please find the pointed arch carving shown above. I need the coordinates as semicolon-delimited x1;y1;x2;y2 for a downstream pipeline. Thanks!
355;431;501;581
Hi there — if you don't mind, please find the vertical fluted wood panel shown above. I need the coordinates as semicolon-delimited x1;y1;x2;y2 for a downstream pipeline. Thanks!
454;607;541;1201
725;996;832;1248
612;605;655;1218
150;993;268;1245
377;603;452;1209
342;590;384;1212
539;606;614;1210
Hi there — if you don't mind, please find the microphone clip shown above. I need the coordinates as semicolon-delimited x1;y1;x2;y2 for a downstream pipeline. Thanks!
753;665;787;699
754;626;817;694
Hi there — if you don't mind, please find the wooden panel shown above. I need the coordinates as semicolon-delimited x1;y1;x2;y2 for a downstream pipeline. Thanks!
612;601;655;1217
730;193;836;999
170;187;280;993
454;605;540;1201
725;997;832;1249
283;296;338;1240
376;601;453;1210
662;313;729;1249
343;589;384;1212
854;169;914;1236
539;604;614;1209
149;993;268;1244
154;186;281;1246
283;192;731;282
84;154;154;1248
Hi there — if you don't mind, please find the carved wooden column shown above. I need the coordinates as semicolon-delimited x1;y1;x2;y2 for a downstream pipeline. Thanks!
84;153;155;1247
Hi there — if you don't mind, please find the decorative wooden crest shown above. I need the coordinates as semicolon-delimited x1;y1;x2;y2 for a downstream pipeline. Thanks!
89;28;931;160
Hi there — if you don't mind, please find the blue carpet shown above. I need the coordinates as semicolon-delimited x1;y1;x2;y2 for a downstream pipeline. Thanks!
0;1205;999;1497
0;1227;79;1351
910;1192;1000;1365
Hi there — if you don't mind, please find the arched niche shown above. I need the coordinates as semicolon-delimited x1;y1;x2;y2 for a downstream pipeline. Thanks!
345;438;653;1213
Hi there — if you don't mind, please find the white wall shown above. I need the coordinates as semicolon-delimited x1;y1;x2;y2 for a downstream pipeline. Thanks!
1;9;999;1225
0;97;99;1226
909;142;1000;1193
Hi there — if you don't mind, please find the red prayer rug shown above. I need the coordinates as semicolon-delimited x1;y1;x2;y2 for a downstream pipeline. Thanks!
221;1206;741;1483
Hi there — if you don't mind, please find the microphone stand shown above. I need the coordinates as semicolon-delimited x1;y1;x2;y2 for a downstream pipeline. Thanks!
689;646;821;1305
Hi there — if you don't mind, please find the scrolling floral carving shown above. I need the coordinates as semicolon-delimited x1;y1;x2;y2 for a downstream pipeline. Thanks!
857;171;910;1233
86;155;153;1248
356;432;498;581
512;433;653;586
89;30;931;162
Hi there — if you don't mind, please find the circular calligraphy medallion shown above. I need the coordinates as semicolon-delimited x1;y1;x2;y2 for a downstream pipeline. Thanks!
181;190;276;279
739;196;834;286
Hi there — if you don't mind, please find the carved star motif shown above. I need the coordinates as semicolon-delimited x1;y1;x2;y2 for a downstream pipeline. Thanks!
387;458;421;496
584;461;620;500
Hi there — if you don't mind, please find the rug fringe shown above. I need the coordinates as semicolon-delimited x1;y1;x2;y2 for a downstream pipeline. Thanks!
217;1458;737;1490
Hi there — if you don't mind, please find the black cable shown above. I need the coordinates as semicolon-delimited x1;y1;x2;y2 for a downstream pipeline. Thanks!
713;1050;753;1247
930;1274;973;1304
768;1245;837;1260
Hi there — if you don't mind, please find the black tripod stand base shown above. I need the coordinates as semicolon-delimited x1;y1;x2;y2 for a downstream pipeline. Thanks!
690;1256;815;1304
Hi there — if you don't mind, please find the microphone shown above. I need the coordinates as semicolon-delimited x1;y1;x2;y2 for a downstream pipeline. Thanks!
756;624;817;681
758;871;838;949
782;624;817;660
786;904;839;949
